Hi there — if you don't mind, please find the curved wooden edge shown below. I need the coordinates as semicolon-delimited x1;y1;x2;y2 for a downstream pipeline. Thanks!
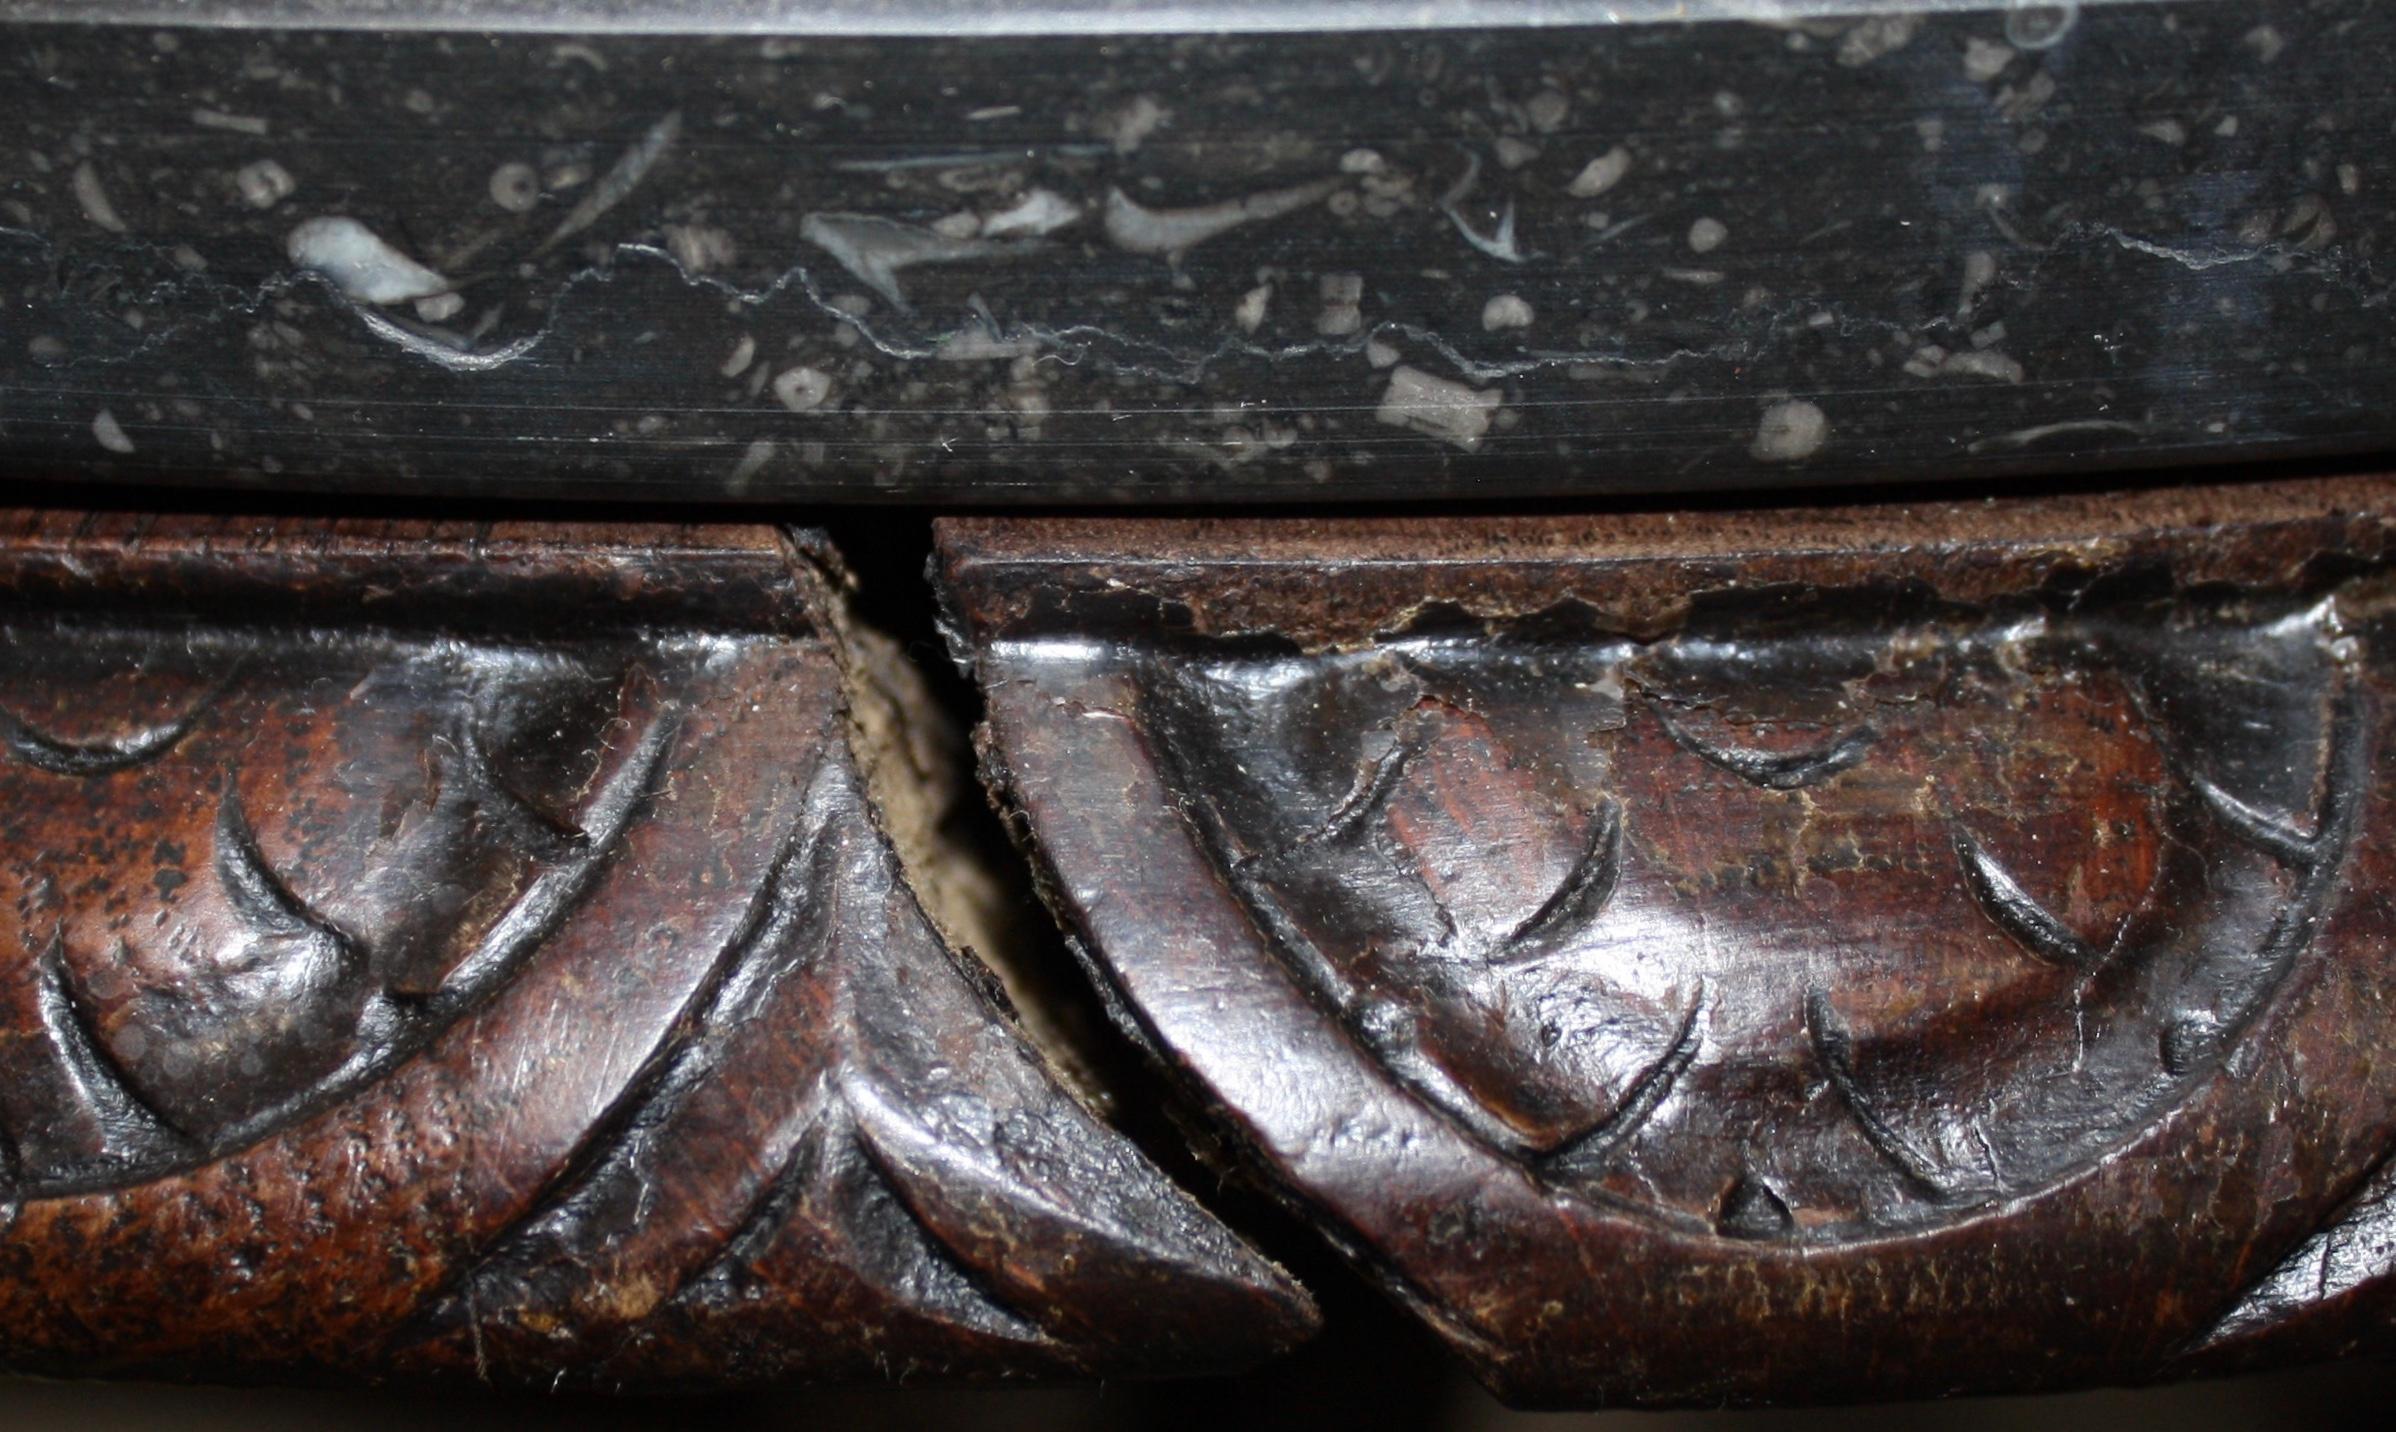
0;513;1316;1389
937;475;2396;1405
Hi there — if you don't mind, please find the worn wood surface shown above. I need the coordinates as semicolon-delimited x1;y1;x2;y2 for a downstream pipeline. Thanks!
0;513;1315;1389
939;476;2396;1406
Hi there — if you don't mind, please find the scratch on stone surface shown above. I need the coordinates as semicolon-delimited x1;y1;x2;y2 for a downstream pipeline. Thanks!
1967;419;2148;453
71;161;126;234
2097;227;2270;272
350;306;549;374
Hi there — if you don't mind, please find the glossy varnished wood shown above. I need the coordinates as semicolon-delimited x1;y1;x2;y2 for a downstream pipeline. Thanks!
938;477;2396;1406
0;513;1315;1388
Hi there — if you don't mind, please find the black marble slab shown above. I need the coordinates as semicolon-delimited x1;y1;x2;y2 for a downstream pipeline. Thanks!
1;1;2389;502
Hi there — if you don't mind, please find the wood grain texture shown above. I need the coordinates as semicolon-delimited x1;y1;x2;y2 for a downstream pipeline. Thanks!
0;512;1315;1389
938;476;2396;1406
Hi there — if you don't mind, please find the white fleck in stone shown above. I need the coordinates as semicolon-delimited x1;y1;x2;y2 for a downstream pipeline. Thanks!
1100;95;1168;155
27;335;66;360
1663;267;1724;286
1962;37;2016;83
413;292;465;323
981;187;1083;238
541;110;681;253
800;212;1029;307
1495;136;1541;171
91;408;135;454
2008;5;2079;50
721;334;757;378
1911;345;2025;383
550;41;609;72
2243;24;2285;64
1999;70;2058;124
1103;180;1339;258
2215;116;2240;137
1376;365;1500;451
1946;349;2026;382
1751;399;1828;462
1365;336;1401;368
235;159;295;209
1525;90;1571;135
193;108;270;136
1316;272;1364;336
2140;119;2188;146
1958;249;1997;313
1688;217;1728;253
1339;148;1386;175
2340;164;2363;196
725;438;776;495
771;365;834;411
488;162;541;213
929;211;983;239
664;223;738;273
287;216;453;304
1916;116;1945;153
2281;193;2336;248
1234;283;1272;333
1568;145;1633;198
1003;382;1050;424
1838;14;1922;67
1481;293;1534;331
72;162;126;233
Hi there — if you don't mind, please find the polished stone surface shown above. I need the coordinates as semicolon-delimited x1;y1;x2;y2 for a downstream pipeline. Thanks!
1;1;2389;501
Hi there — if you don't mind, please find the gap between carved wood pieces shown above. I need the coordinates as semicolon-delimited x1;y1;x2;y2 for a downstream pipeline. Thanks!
803;515;1325;1228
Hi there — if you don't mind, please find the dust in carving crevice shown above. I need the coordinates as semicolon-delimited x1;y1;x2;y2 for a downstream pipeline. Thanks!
809;516;1198;1141
809;516;1357;1270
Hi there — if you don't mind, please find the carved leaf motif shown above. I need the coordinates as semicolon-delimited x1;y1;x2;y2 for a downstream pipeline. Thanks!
940;490;2396;1405
1149;642;1686;1160
0;517;1313;1387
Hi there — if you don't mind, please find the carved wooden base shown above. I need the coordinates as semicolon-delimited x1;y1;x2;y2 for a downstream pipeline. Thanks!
0;513;1314;1388
938;477;2396;1406
7;481;2396;1406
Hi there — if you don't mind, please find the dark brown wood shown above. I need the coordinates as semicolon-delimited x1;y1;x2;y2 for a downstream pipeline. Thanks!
938;477;2396;1407
0;513;1315;1389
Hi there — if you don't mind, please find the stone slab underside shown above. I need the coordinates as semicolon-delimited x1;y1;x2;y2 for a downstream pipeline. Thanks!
1;1;2388;501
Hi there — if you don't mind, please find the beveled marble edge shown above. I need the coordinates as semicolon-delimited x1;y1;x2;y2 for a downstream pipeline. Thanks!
0;0;2178;39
